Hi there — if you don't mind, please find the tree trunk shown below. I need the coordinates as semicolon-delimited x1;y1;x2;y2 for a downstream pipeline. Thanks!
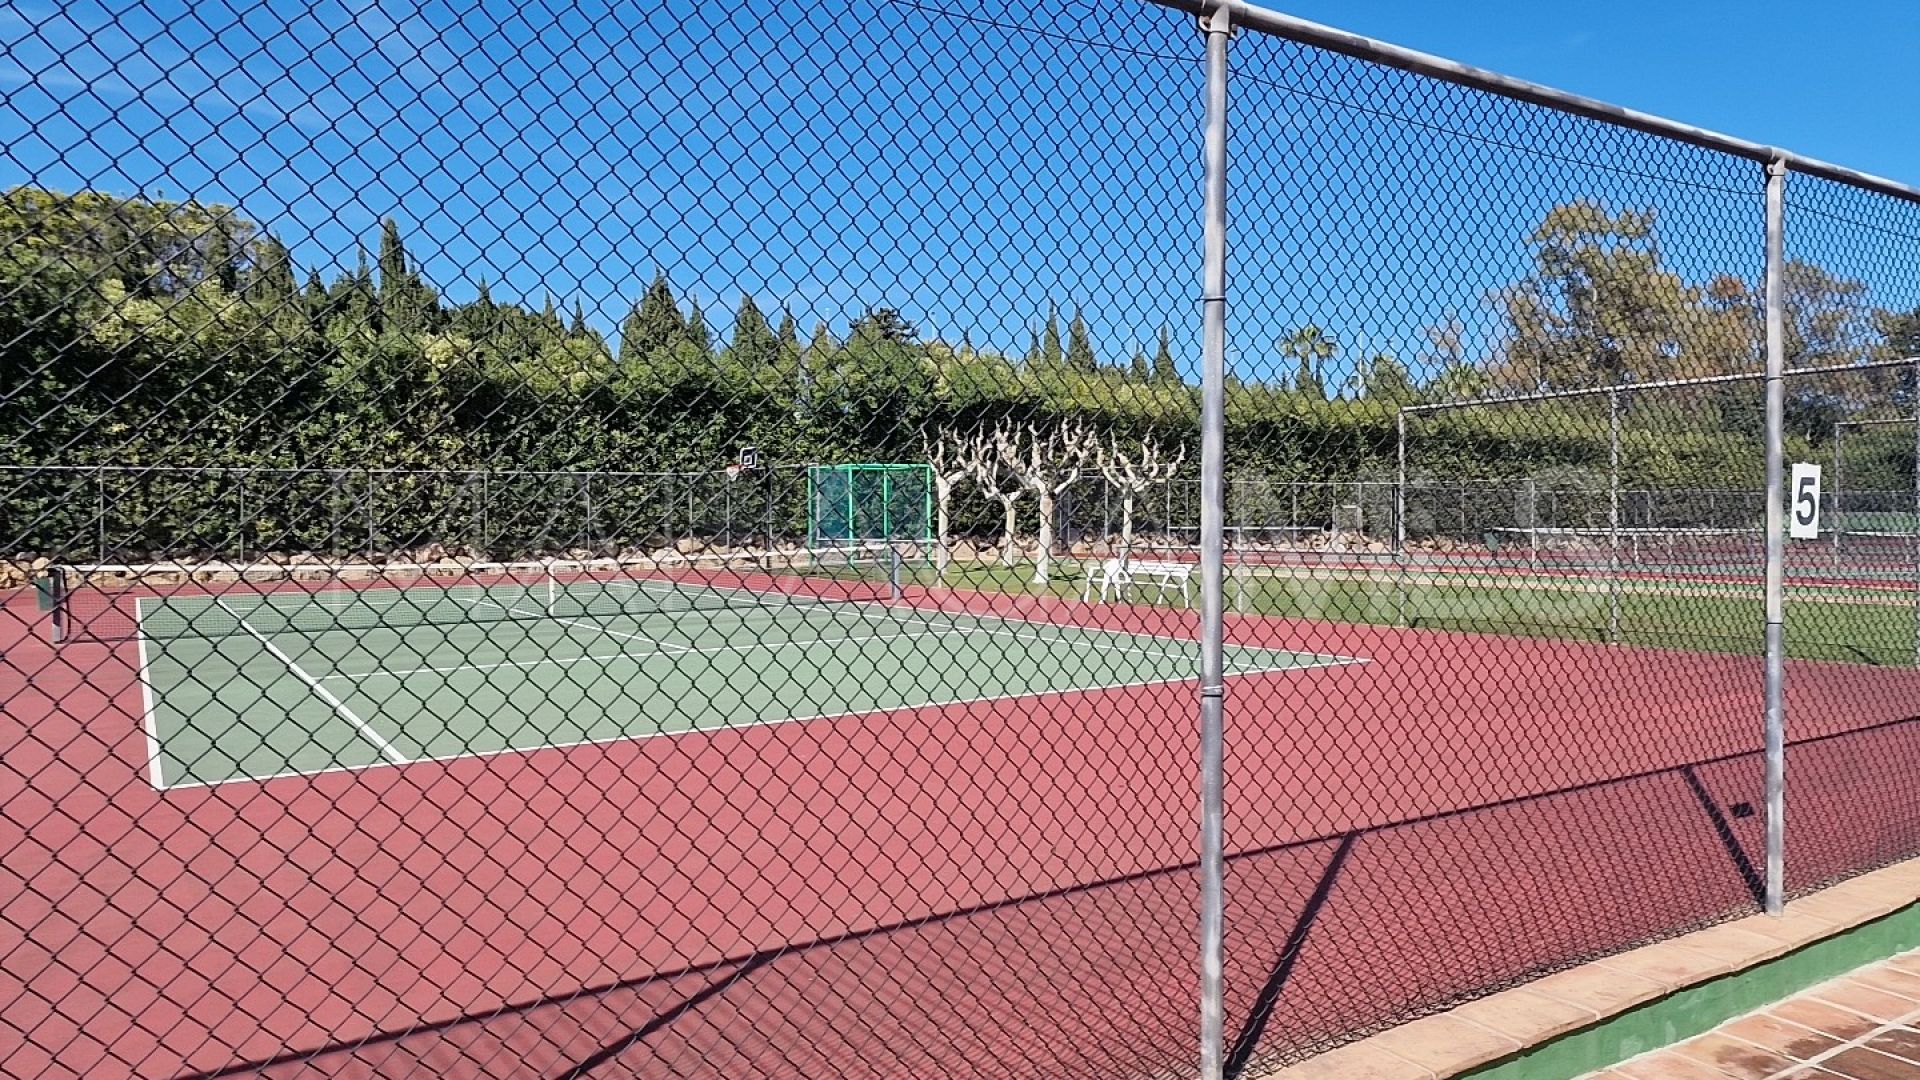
934;475;953;583
1119;491;1136;561
1000;499;1019;567
1033;489;1055;585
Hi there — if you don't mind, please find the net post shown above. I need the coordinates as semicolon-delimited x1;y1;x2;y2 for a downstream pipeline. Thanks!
1195;6;1231;1078
1761;157;1789;916
1608;387;1622;643
39;568;67;645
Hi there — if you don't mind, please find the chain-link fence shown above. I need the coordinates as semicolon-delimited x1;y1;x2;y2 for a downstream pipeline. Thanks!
3;1;1919;1078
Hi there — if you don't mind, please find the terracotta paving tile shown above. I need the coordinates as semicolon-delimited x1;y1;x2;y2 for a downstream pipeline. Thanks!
1672;1032;1800;1078
1816;982;1920;1024
1715;1013;1842;1061
1862;1028;1920;1064
1817;1047;1920;1080
1853;967;1920;1004
1772;998;1888;1042
1613;1050;1750;1079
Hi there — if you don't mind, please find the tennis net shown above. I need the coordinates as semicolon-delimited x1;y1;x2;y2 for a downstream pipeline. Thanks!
41;549;908;643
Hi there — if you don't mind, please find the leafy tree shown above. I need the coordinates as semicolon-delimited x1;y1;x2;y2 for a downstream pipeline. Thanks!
1498;201;1695;389
848;306;916;345
1361;353;1415;405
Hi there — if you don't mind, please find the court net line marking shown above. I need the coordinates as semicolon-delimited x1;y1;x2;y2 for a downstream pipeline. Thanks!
214;599;409;765
319;611;1205;684
453;596;694;655
322;622;991;682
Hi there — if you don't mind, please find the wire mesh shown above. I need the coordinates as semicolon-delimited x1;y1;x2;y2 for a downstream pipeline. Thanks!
2;1;1918;1078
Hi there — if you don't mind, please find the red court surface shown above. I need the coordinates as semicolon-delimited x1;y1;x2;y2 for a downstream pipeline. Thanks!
3;586;1918;1078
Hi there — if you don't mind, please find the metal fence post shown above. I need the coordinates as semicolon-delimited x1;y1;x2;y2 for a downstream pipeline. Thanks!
1911;358;1920;667
1833;423;1845;566
1195;4;1232;1076
1609;387;1622;643
1395;408;1408;627
1761;157;1789;916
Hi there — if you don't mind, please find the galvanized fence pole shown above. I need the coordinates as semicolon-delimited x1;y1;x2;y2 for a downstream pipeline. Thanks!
1195;3;1232;1076
1395;408;1408;627
1609;387;1622;643
1761;158;1789;915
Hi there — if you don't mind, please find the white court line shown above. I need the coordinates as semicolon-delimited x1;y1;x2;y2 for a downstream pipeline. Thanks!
455;596;694;655
134;598;166;789
215;600;409;766
320;623;988;682
155;652;1368;791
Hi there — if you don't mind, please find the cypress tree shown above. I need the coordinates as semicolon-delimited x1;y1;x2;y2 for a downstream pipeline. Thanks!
1041;305;1064;369
730;294;778;368
618;272;688;363
686;299;712;357
249;236;297;301
776;308;801;363
1130;349;1150;382
1066;306;1095;372
1153;325;1179;384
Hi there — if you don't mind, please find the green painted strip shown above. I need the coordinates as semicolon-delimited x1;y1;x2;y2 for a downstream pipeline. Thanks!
1462;901;1920;1080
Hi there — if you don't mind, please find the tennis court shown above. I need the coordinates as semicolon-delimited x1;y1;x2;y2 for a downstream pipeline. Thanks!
106;557;1352;788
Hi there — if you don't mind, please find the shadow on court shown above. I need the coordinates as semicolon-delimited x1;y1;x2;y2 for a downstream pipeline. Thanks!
176;715;1920;1080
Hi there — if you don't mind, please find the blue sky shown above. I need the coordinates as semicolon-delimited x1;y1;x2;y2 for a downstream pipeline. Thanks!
1275;0;1920;192
3;0;1916;386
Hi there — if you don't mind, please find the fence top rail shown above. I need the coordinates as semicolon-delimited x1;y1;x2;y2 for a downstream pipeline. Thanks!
1400;357;1920;415
1150;0;1920;205
0;464;815;479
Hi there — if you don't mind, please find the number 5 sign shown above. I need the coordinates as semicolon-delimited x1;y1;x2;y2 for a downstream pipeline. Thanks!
1789;463;1823;540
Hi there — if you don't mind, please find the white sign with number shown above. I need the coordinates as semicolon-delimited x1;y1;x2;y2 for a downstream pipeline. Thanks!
1789;463;1823;540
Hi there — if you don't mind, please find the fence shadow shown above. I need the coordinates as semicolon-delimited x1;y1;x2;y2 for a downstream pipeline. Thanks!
177;714;1920;1079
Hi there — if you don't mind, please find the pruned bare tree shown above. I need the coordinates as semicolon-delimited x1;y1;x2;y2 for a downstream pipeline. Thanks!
921;425;975;582
1095;434;1187;562
961;427;1025;567
994;419;1097;585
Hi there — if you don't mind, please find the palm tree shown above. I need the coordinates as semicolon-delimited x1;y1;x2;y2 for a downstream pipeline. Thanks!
1279;324;1337;399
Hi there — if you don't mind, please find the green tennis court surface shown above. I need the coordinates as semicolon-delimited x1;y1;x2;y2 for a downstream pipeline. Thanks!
136;582;1352;788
